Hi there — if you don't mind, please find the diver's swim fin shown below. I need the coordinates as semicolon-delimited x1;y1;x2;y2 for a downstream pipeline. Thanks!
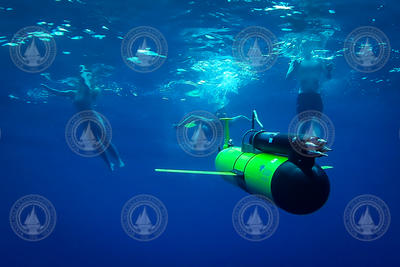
155;169;237;176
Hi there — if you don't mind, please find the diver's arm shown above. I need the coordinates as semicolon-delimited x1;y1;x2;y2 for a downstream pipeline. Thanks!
41;84;76;97
174;115;215;128
286;59;299;80
231;115;251;122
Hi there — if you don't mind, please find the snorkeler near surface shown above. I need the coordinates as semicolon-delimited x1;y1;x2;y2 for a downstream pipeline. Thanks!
286;43;333;142
286;45;333;115
41;65;125;171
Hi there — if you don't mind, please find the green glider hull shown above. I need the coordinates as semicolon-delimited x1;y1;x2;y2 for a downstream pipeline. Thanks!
215;147;288;199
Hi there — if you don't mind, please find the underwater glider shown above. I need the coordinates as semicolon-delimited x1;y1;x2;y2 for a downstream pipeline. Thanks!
156;111;332;215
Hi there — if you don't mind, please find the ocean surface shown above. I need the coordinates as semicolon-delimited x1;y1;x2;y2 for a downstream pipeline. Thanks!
0;0;399;266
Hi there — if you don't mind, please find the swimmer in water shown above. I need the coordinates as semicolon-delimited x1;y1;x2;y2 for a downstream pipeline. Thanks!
173;107;251;129
286;45;332;115
173;108;252;149
286;44;333;137
41;65;124;171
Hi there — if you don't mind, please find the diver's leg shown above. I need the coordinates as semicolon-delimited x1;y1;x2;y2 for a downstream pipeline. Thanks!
311;93;323;138
98;143;115;171
297;93;314;136
296;92;325;137
90;117;115;171
296;93;307;136
315;93;323;113
41;84;76;97
296;92;323;115
307;92;323;132
106;143;125;168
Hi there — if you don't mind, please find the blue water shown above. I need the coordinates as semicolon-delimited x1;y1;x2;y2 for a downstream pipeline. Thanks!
1;0;399;266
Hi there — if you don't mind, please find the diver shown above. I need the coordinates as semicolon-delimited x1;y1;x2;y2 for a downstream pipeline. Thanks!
174;107;251;128
173;108;252;149
286;45;332;115
41;65;125;171
286;44;333;147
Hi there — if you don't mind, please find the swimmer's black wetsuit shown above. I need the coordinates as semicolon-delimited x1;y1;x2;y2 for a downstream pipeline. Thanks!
296;92;323;115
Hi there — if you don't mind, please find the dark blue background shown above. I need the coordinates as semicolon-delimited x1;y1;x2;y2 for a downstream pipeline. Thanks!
0;0;399;266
